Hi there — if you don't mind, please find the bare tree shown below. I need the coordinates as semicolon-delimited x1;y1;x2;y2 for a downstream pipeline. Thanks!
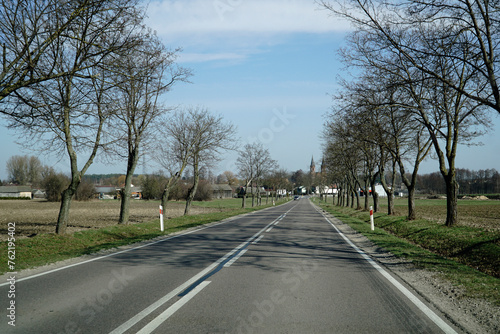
236;143;276;208
1;0;88;103
183;107;237;215
6;155;44;185
154;108;208;212
268;168;290;201
108;34;191;225
341;73;433;218
6;155;28;185
0;0;143;110
236;143;257;208
321;1;491;226
223;171;238;186
319;0;500;113
6;0;147;234
323;105;379;211
253;144;277;206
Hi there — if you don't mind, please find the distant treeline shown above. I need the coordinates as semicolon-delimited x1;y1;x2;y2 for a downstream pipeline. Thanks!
417;169;500;195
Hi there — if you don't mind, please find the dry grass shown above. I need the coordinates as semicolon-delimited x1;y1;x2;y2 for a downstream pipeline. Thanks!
0;199;218;241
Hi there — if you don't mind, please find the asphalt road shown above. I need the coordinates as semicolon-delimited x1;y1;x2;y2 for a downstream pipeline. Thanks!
1;198;461;333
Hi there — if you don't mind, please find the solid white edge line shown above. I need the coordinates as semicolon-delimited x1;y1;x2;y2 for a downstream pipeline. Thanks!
136;281;211;334
316;206;457;334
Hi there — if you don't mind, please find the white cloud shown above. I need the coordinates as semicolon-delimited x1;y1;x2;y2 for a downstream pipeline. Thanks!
145;0;347;39
145;0;347;64
178;52;247;63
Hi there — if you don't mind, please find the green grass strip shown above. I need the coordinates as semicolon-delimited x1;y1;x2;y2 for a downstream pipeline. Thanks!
314;199;500;305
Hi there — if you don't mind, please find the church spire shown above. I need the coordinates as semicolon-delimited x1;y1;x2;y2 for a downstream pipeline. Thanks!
310;155;315;174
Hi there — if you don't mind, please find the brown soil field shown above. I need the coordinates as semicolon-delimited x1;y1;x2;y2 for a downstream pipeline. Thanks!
386;199;500;232
0;199;218;241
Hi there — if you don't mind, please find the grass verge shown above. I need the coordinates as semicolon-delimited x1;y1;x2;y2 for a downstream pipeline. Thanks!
0;200;284;275
313;198;500;306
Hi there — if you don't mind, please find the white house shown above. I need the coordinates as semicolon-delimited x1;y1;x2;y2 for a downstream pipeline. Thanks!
359;184;388;198
315;186;338;195
375;184;388;197
276;189;288;197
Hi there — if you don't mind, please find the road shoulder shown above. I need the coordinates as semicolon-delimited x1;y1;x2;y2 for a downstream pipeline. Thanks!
314;203;499;334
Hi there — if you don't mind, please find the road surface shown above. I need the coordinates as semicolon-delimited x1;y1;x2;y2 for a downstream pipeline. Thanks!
1;198;460;333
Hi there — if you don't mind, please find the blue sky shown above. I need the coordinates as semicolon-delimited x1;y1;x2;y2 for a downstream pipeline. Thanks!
0;0;499;180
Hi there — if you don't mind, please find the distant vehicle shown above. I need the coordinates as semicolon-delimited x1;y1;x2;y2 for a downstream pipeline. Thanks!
294;195;300;200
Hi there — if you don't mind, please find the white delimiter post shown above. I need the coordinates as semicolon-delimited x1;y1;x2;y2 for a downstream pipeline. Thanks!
370;206;374;231
159;205;164;232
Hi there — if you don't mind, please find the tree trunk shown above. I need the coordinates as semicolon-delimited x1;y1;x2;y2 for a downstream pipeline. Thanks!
256;183;261;206
55;186;77;234
339;186;343;206
55;76;103;234
371;179;380;213
407;187;416;220
363;184;369;210
161;186;170;214
118;171;133;225
444;174;459;226
119;186;131;225
119;147;139;225
346;186;350;207
355;181;362;210
184;161;199;216
242;183;250;208
355;189;361;210
380;160;397;215
387;192;394;215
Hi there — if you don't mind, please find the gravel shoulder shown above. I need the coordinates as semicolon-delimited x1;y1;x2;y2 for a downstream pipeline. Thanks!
321;209;499;334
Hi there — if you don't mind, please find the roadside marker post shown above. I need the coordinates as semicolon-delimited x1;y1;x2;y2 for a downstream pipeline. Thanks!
159;205;164;232
370;206;374;231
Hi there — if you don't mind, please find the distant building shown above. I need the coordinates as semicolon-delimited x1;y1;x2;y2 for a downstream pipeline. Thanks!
95;186;118;194
310;156;316;174
276;189;288;197
316;185;338;196
297;186;307;194
95;185;142;199
32;189;46;199
359;184;388;198
0;186;32;198
310;155;326;177
211;184;234;199
237;186;267;198
310;155;329;195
